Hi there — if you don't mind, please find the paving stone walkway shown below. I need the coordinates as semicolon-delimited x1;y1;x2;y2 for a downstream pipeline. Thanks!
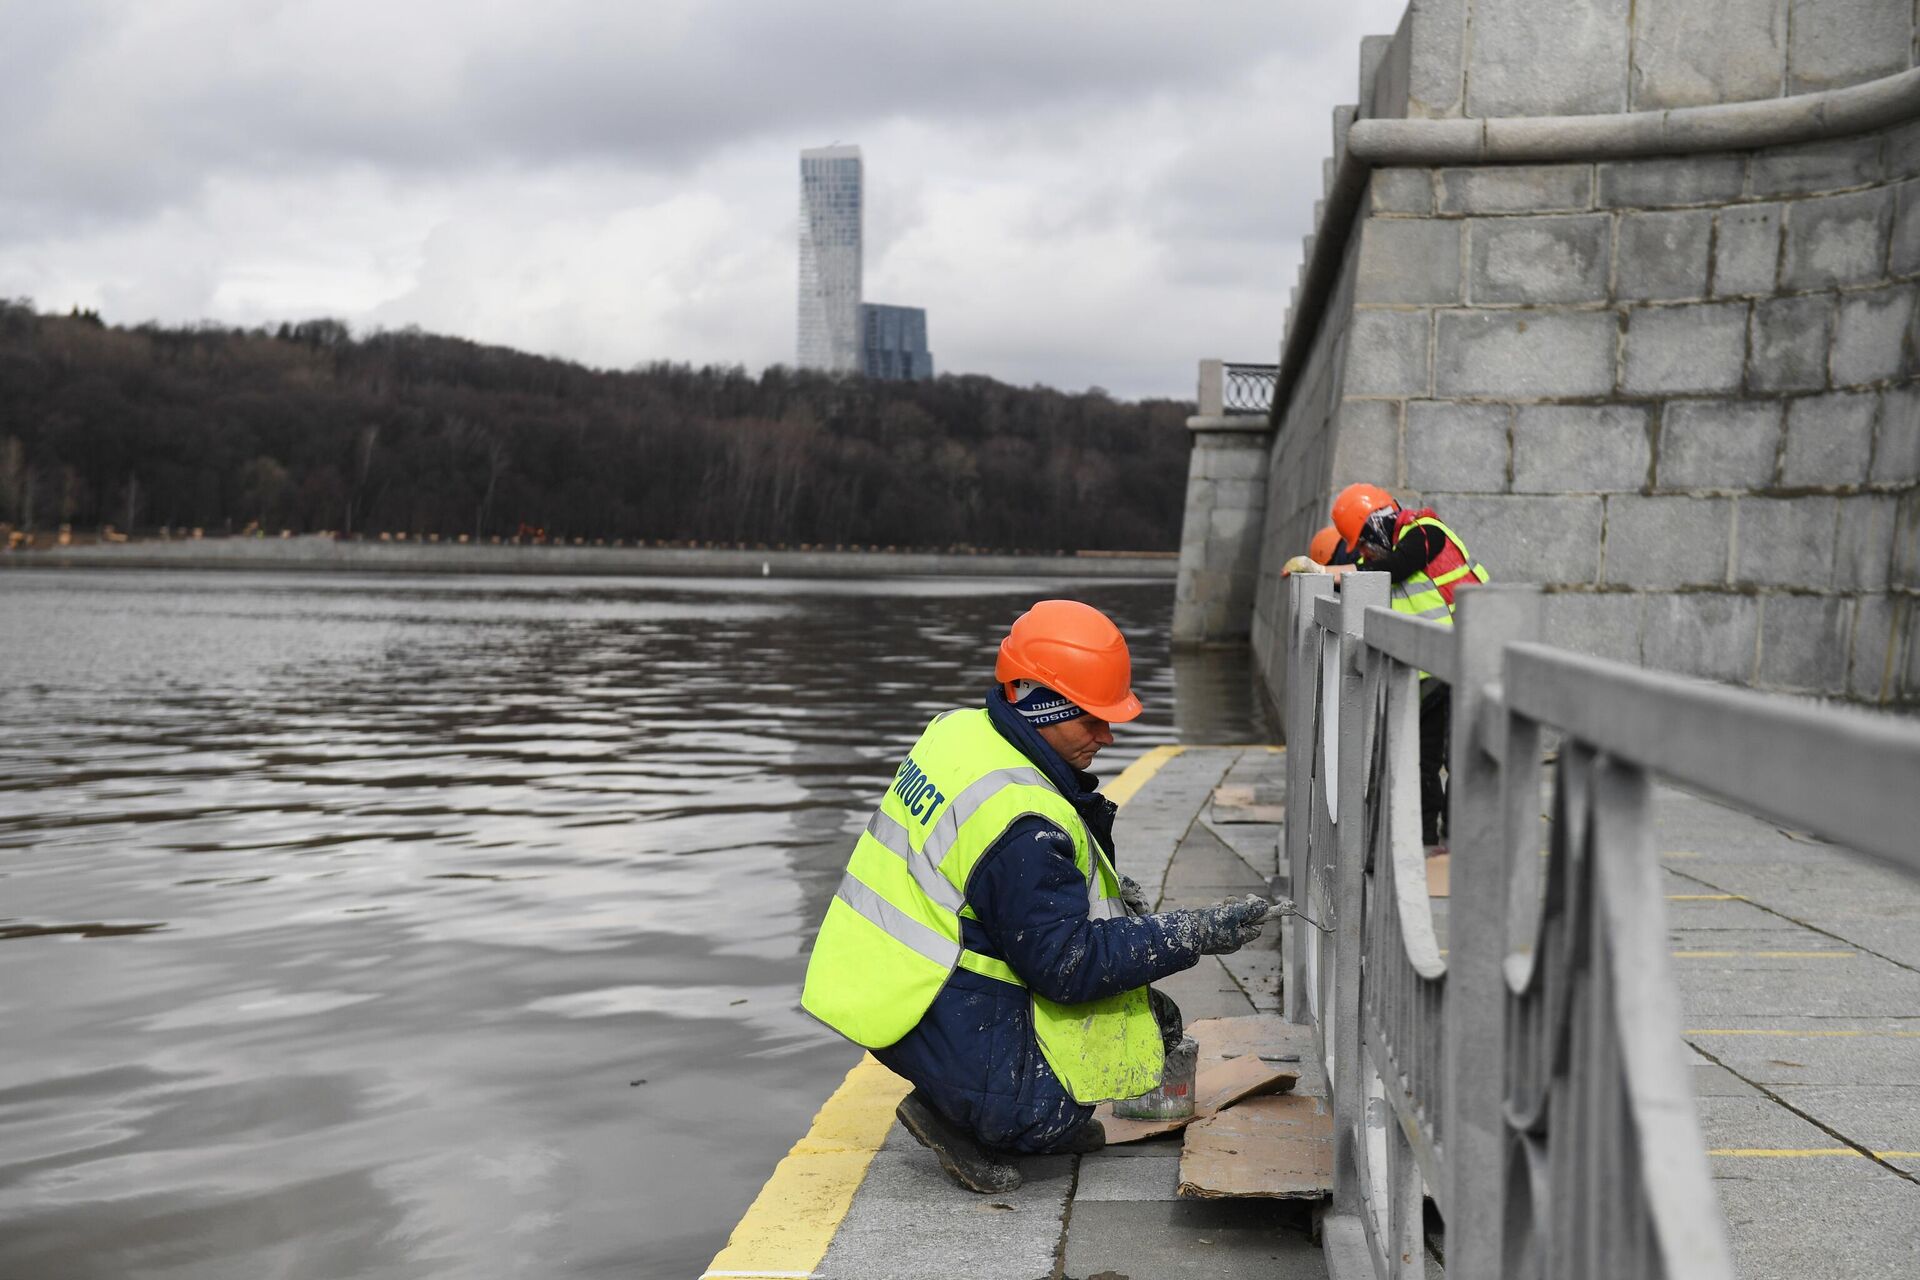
765;747;1920;1280
1650;788;1920;1280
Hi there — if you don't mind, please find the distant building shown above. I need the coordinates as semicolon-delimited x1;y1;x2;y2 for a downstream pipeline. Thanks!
797;145;863;373
859;303;934;381
797;145;934;381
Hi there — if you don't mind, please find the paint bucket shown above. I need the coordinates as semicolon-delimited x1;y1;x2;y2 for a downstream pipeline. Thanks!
1111;1035;1198;1120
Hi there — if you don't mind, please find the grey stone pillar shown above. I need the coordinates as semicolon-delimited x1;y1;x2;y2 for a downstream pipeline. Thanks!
1173;415;1275;646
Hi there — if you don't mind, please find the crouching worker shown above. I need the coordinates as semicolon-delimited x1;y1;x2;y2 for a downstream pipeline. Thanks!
800;599;1271;1192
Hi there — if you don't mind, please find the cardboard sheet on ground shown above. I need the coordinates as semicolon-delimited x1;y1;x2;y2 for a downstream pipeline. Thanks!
1178;1093;1335;1199
1095;1053;1298;1143
1184;1015;1317;1074
1427;852;1450;898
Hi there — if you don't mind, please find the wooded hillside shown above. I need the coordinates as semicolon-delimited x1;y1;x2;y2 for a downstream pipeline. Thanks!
0;302;1193;551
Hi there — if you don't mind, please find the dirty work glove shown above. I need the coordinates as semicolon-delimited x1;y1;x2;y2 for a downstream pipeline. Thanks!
1169;895;1272;956
1118;873;1152;917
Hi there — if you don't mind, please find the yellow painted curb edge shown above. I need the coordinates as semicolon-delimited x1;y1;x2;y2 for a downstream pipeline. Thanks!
699;743;1193;1278
1101;743;1188;808
699;1054;910;1279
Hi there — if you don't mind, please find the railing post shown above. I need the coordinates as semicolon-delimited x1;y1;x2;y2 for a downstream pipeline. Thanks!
1332;570;1387;1215
1442;584;1539;1275
1197;358;1225;416
1283;572;1335;1025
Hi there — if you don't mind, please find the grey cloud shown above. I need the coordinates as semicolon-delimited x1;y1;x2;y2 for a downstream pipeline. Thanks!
0;0;1417;396
0;0;1366;239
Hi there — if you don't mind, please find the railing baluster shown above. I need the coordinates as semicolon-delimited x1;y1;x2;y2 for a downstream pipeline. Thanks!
1332;572;1387;1214
1285;574;1334;1024
1444;586;1539;1270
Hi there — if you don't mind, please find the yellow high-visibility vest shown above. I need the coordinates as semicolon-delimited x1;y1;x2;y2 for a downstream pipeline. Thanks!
800;708;1163;1103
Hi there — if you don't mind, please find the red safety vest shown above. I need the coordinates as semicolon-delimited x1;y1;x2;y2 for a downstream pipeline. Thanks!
1392;507;1486;609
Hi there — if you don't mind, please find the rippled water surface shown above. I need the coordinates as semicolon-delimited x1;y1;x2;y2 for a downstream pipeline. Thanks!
0;569;1266;1279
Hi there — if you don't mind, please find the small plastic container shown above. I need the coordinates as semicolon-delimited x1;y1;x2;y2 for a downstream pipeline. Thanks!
1112;1035;1198;1120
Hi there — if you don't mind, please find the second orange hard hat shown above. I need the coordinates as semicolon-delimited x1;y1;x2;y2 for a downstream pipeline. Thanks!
1307;525;1344;565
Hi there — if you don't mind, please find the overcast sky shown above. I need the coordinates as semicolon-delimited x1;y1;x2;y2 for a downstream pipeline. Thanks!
2;1;1411;399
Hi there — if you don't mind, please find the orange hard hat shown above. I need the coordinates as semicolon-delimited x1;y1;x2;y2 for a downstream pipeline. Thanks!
1307;525;1344;565
1331;483;1396;548
995;599;1142;723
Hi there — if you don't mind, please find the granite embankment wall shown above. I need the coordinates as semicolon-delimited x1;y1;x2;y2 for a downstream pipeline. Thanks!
1234;0;1920;709
3;538;1177;581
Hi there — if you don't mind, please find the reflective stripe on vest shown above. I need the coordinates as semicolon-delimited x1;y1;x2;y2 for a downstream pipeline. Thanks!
800;708;1163;1103
1390;516;1489;627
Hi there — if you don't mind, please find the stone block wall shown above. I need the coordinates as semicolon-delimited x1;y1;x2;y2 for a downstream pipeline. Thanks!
1403;0;1920;119
1341;121;1919;702
1229;0;1920;708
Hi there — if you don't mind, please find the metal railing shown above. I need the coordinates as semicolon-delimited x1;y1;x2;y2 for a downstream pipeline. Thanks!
1223;362;1279;415
1196;358;1280;417
1282;574;1920;1278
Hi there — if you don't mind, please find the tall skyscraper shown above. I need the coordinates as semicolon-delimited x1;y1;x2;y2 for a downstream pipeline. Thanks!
797;145;863;373
798;145;934;381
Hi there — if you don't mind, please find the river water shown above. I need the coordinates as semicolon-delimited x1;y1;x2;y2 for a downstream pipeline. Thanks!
0;569;1266;1279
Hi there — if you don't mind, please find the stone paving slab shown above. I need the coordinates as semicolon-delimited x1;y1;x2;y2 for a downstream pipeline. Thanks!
1717;1172;1920;1280
1158;821;1267;905
1154;954;1266;1025
1217;945;1283;1012
1114;750;1239;907
815;1149;1075;1280
1691;1032;1920;1087
1060;1200;1323;1280
1202;819;1282;881
1667;924;1861;952
1696;1092;1858;1167
1074;1154;1183;1202
1674;955;1920;1020
1767;1087;1920;1177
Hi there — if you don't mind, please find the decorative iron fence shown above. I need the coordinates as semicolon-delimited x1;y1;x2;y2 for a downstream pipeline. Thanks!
1282;574;1920;1278
1222;362;1278;415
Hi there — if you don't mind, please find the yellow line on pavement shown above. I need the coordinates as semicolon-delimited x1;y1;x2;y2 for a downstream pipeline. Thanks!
1101;744;1189;808
1710;1148;1920;1159
699;1054;911;1280
1688;1028;1920;1038
702;744;1188;1280
1671;950;1855;959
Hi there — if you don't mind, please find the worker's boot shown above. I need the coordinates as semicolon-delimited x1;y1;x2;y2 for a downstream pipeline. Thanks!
1047;1116;1106;1155
895;1091;1023;1194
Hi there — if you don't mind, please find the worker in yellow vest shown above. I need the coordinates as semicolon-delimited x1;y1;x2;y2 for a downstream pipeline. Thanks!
1325;483;1490;850
801;600;1272;1192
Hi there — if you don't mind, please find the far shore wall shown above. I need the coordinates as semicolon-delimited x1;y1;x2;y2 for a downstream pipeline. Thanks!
2;538;1178;581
